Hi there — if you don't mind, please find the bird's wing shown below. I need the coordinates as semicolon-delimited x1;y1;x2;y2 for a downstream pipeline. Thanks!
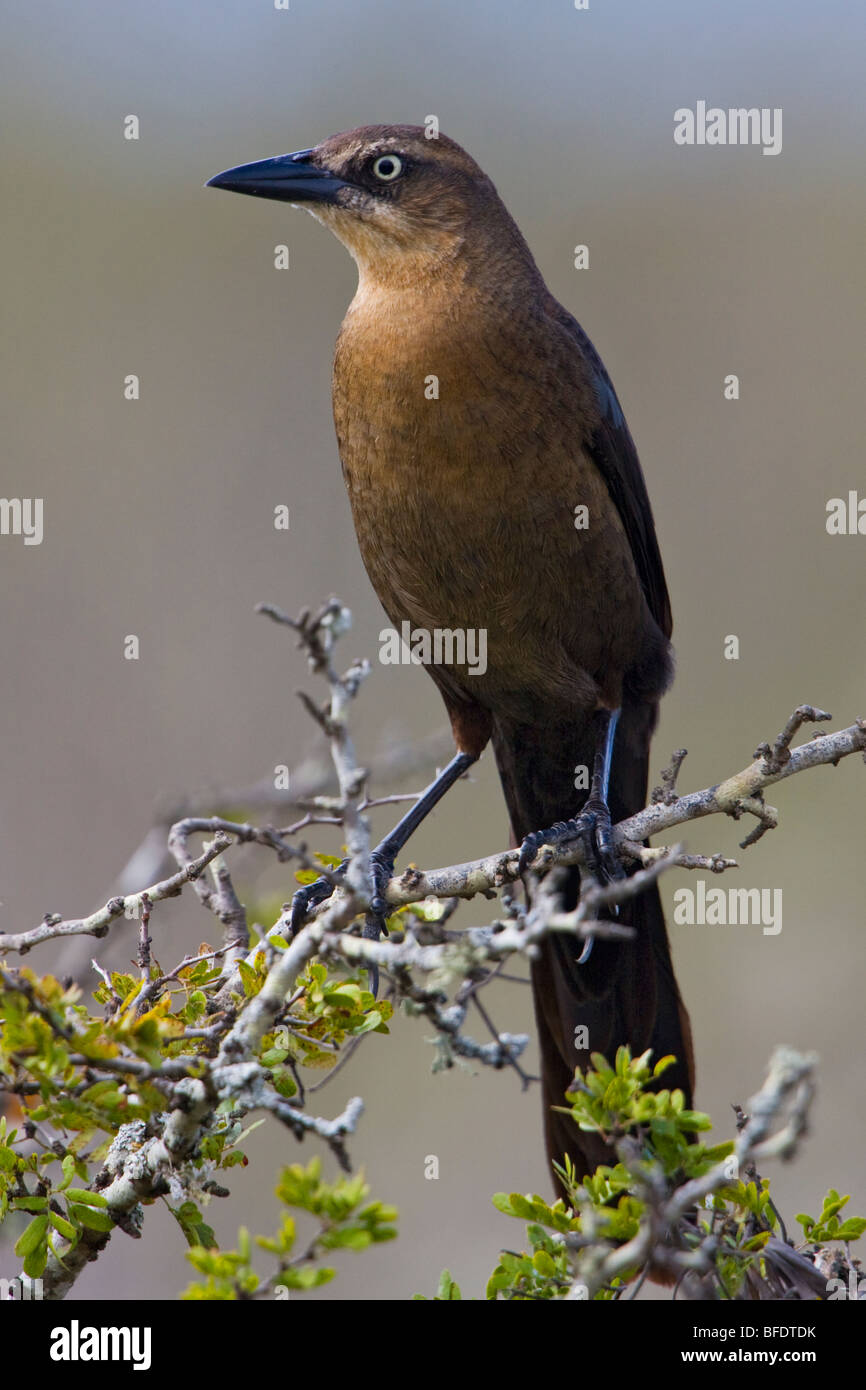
555;305;673;640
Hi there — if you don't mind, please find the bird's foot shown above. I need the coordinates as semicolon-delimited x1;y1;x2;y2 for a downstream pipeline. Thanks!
288;857;349;937
361;846;398;998
289;848;393;997
518;797;626;888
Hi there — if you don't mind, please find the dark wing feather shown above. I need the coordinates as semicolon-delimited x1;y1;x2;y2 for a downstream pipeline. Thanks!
556;307;673;639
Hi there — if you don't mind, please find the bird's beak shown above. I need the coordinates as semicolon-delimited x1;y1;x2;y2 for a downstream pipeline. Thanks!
206;148;351;204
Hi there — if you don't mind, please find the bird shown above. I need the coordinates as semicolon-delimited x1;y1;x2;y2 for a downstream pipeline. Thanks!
207;125;695;1184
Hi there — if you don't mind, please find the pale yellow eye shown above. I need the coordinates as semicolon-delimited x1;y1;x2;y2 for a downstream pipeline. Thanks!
372;154;403;182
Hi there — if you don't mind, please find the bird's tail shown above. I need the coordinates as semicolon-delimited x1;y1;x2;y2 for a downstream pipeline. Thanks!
492;701;694;1184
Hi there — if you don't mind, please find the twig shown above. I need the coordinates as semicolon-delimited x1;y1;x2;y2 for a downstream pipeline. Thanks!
299;710;863;913
1;832;232;955
652;748;688;804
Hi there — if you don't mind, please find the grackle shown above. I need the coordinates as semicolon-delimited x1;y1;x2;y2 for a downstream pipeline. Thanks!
208;127;694;1182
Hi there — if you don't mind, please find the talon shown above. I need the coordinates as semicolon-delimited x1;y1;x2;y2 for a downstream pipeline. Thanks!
517;830;545;875
577;799;626;888
518;818;582;876
518;800;624;889
363;849;396;997
289;861;347;937
362;916;383;997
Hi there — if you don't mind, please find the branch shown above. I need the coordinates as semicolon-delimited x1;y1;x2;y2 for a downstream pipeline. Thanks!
301;710;864;914
0;833;232;955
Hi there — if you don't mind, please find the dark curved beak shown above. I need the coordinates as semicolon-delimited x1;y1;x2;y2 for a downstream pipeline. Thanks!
206;148;350;204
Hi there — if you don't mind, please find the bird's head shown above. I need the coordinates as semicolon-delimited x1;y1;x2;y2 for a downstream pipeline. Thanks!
207;125;526;286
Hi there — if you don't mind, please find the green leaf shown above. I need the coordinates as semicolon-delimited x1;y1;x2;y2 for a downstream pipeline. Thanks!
435;1269;461;1300
68;1203;114;1232
742;1231;771;1253
675;1110;713;1132
173;1201;218;1250
64;1188;108;1207
353;1011;384;1035
22;1243;49;1279
15;1213;49;1258
505;1193;534;1220
532;1249;557;1277
237;959;260;997
48;1211;79;1241
279;1266;336;1289
10;1196;49;1212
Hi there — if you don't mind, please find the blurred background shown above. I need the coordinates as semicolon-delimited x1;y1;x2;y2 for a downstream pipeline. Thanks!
1;0;863;1300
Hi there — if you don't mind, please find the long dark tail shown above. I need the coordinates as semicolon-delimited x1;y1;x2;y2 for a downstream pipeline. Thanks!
492;700;694;1183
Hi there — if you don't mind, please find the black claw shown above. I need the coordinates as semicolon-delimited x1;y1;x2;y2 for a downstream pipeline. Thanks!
361;916;383;997
288;847;396;997
288;856;349;937
362;849;396;997
518;819;581;875
289;875;331;937
517;832;538;876
579;798;626;889
518;800;624;888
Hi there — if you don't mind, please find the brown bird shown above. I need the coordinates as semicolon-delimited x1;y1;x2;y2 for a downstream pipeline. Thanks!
208;126;694;1183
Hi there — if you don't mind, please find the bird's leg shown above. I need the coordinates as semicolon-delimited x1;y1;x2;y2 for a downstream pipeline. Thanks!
362;751;477;992
288;751;477;992
580;707;624;884
518;708;625;890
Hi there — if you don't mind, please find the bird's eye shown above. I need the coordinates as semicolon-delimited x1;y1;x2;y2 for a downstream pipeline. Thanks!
371;154;403;182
